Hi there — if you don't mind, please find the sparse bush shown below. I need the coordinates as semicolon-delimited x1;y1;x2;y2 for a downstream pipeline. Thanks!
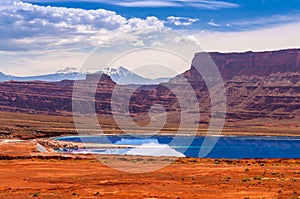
32;192;40;197
271;171;279;175
254;176;261;180
213;160;221;164
290;178;297;182
225;176;231;181
242;177;250;182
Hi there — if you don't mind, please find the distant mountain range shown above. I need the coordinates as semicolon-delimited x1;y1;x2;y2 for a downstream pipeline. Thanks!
0;67;83;82
0;66;170;85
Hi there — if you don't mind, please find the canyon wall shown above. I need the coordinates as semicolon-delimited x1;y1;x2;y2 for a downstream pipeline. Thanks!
0;49;299;123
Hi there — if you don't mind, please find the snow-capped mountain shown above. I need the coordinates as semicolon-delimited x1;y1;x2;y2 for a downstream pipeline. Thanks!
101;66;170;85
0;67;85;82
0;72;10;81
0;66;170;84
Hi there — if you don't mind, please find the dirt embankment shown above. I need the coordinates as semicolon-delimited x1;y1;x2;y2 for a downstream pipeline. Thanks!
0;112;299;140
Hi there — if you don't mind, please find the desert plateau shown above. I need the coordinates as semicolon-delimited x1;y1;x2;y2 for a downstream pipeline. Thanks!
0;48;299;198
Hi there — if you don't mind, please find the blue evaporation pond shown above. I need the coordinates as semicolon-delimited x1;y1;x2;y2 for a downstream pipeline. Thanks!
56;135;300;158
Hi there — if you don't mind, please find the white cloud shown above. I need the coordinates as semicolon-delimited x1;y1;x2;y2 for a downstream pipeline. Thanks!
167;16;199;26
186;0;239;9
231;14;300;28
24;0;240;9
207;20;221;27
112;1;181;7
0;0;167;75
230;12;300;30
0;0;164;52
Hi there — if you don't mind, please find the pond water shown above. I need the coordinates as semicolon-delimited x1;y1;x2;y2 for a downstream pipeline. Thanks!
56;135;300;158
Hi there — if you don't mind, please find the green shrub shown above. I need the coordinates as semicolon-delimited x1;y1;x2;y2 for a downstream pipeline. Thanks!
213;160;221;164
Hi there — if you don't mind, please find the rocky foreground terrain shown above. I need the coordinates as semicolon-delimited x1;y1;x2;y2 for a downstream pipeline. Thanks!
0;49;299;138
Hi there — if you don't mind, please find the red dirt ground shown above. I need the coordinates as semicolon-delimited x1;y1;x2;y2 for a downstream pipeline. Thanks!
0;141;299;199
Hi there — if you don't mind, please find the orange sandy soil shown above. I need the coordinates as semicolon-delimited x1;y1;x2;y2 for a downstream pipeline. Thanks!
0;141;300;199
1;112;300;140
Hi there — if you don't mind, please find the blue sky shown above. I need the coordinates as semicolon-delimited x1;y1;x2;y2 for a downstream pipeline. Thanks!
23;0;300;31
0;0;300;75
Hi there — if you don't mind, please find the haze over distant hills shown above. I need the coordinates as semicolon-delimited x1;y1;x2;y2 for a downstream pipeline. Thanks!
0;66;170;85
0;67;83;82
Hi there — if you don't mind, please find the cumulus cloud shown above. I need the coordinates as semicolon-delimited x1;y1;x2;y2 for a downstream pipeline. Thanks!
0;0;169;75
167;16;199;26
0;0;165;52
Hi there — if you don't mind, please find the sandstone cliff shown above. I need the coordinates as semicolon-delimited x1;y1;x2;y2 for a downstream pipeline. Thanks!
0;49;299;124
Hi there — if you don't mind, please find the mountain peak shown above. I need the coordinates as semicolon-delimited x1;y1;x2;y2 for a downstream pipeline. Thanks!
101;66;132;77
100;66;170;85
117;66;130;74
